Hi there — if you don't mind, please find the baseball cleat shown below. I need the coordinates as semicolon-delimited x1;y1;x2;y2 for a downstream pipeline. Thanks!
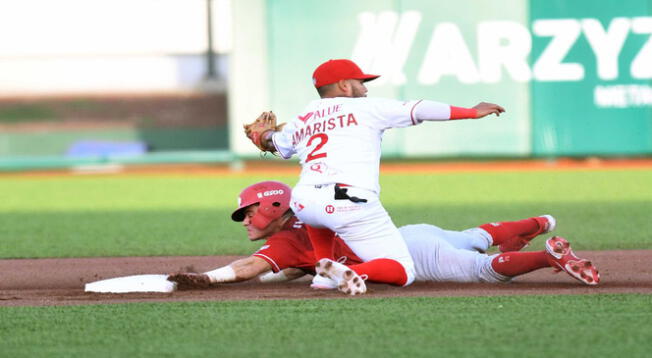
499;215;556;252
545;236;600;285
310;256;349;290
310;274;337;290
315;258;366;296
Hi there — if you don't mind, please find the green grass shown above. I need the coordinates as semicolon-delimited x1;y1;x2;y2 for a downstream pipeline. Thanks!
1;294;650;358
1;169;651;357
1;170;651;258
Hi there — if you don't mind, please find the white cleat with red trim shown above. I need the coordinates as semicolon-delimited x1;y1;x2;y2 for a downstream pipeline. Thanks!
545;236;600;286
315;258;366;295
310;274;337;290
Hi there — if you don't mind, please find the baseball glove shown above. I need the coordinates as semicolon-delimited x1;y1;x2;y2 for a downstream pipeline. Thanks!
243;111;283;152
167;272;213;290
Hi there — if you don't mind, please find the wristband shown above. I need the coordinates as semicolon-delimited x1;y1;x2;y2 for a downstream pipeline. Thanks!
254;129;275;151
204;266;236;283
450;106;478;119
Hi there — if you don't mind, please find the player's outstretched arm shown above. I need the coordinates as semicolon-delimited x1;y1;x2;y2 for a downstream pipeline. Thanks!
472;102;505;118
168;256;272;290
229;256;274;281
412;100;505;121
257;268;307;283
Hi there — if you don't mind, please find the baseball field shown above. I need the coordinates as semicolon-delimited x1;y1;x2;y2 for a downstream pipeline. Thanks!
1;160;651;357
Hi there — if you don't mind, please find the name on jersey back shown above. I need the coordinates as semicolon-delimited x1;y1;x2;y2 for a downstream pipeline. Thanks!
292;104;359;145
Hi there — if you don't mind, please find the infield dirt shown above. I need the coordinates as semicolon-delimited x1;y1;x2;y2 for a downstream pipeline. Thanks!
1;250;651;307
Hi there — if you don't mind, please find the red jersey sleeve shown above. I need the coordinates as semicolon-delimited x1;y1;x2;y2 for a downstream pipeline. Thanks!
252;228;315;273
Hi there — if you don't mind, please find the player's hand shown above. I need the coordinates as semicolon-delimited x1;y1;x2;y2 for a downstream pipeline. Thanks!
167;272;213;290
244;111;274;136
473;102;505;118
243;111;281;152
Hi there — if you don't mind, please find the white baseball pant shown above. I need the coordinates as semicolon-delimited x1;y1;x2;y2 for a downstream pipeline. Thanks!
399;224;510;283
291;183;416;285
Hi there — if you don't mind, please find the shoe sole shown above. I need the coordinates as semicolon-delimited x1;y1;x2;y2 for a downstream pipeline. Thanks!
548;259;600;285
566;259;599;285
546;236;570;259
546;237;600;285
316;259;366;296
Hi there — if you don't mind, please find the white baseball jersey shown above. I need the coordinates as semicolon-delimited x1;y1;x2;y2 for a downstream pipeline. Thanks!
273;96;453;287
272;97;449;194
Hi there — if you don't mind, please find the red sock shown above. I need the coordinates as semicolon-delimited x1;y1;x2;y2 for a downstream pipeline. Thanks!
490;251;550;277
348;258;408;286
306;225;335;262
480;218;542;246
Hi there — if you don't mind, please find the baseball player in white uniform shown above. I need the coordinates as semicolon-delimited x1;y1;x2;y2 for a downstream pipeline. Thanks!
244;59;505;295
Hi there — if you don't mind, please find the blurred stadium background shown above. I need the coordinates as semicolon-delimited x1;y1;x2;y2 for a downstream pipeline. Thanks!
0;0;650;172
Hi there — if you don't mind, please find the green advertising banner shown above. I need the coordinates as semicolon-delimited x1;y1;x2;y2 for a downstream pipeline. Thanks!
266;0;531;157
530;0;652;156
264;0;652;157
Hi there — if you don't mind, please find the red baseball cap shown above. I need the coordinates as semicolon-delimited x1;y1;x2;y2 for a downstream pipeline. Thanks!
312;59;380;88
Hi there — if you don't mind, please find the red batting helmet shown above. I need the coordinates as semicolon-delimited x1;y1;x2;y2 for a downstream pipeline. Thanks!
231;181;292;230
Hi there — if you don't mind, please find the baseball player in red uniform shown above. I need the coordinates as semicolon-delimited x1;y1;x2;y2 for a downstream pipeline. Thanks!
167;181;600;291
244;59;506;295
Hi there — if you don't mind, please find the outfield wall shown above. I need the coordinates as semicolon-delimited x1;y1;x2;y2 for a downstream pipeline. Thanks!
230;0;652;158
1;1;650;171
0;0;233;170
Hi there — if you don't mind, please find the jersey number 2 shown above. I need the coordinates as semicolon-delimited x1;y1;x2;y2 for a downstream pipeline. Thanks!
306;133;328;162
